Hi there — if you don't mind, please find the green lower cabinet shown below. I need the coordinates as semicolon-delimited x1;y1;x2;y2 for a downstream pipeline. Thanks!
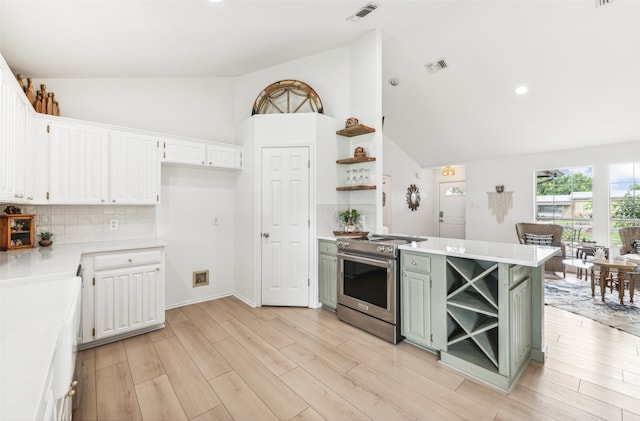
400;251;446;351
401;269;431;347
318;240;337;310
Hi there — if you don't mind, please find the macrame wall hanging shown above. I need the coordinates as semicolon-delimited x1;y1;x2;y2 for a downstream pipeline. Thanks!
487;184;513;223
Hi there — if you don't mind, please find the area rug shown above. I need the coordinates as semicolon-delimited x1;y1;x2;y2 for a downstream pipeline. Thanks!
544;277;640;337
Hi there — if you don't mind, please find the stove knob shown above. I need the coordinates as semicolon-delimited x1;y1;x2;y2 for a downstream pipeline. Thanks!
377;245;385;252
385;246;394;253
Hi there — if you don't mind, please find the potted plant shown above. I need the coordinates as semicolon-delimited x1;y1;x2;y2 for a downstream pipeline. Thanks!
38;231;54;247
339;209;360;232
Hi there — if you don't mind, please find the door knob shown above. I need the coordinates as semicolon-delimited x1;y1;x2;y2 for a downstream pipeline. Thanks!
262;232;270;238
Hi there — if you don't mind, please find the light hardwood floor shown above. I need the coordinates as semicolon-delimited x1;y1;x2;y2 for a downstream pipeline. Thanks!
74;287;640;421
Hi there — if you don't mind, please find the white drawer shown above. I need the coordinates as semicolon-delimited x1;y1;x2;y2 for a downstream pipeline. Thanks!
93;249;162;271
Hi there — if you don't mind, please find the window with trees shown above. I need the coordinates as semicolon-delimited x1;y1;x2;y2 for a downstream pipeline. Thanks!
609;162;640;245
535;167;593;242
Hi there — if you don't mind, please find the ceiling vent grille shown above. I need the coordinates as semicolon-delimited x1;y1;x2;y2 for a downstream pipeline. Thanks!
346;2;379;22
595;0;615;8
425;59;448;74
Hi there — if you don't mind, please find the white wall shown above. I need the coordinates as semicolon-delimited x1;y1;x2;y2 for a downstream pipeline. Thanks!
157;165;238;308
35;77;235;142
465;140;640;245
382;134;434;236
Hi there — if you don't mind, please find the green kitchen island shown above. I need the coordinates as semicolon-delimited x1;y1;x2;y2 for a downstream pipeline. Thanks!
398;237;559;392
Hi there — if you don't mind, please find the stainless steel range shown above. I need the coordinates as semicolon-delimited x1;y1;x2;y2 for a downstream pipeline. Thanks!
336;235;415;344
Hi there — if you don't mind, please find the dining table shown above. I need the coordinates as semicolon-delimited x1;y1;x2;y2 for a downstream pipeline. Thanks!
590;258;638;305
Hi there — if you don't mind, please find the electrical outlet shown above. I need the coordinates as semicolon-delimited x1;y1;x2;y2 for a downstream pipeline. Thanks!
109;219;119;230
212;217;220;226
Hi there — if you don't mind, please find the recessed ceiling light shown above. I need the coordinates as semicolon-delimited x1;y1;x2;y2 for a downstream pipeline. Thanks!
515;86;529;95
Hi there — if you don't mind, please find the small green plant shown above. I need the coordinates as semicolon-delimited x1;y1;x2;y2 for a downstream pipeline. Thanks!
38;231;54;240
339;209;360;223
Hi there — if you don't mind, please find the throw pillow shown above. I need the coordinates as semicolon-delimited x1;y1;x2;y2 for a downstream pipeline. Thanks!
633;240;640;253
524;233;554;246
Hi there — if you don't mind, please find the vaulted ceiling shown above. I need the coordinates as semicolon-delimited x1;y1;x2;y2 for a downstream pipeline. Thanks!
2;0;639;167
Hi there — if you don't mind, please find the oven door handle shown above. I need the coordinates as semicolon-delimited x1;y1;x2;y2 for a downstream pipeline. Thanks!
337;252;392;266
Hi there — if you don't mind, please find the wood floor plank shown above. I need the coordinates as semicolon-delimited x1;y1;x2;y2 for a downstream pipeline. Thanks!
181;304;230;343
579;380;640;415
624;369;640;386
289;407;326;421
337;340;496;420
135;374;188;421
543;348;624;381
209;371;279;421
346;363;464;421
518;369;622;420
147;324;175;342
280;367;371;421
219;318;297;376
153;336;221;419
225;306;296;349
171;319;232;380
213;337;308;420
268;316;358;372
95;361;142;421
338;338;466;393
165;308;188;325
275;307;347;347
281;342;414;421
190;405;234;421
197;300;235;323
94;340;127;370
521;360;580;391
74;357;97;421
123;334;165;384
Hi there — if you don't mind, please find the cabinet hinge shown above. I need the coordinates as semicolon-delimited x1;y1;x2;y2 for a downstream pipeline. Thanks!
92;328;95;337
46;124;50;133
308;278;310;286
163;141;166;149
156;140;159;147
157;194;160;202
46;192;49;200
163;151;166;159
308;160;310;169
92;277;95;286
430;334;433;343
430;279;432;288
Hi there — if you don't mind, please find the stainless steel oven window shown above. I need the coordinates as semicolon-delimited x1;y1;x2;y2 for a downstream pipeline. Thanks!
342;259;388;309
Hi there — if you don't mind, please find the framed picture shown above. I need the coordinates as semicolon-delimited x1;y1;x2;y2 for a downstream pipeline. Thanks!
192;270;209;287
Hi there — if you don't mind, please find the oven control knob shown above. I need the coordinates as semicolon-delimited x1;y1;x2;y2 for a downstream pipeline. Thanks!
385;246;394;253
377;245;385;252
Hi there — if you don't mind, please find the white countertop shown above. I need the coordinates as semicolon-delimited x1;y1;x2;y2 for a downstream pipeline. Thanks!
0;238;167;282
399;236;559;267
0;238;166;420
1;276;81;421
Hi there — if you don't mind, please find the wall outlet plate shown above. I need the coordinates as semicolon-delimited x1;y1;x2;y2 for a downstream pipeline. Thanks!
109;219;119;230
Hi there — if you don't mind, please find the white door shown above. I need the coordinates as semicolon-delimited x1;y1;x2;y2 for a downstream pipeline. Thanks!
439;181;466;239
261;147;310;306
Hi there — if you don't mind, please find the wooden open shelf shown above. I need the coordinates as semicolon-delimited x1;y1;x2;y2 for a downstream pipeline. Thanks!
336;157;376;164
336;185;376;191
336;124;375;137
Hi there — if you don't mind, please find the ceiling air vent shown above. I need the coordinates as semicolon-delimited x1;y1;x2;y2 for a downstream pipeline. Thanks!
425;59;448;74
346;2;379;22
595;0;615;7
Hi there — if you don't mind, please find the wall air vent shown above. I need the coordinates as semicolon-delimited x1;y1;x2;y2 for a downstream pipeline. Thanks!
595;0;615;7
346;2;379;22
425;59;448;74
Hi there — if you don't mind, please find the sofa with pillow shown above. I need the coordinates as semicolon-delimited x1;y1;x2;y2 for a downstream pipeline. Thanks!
515;223;566;277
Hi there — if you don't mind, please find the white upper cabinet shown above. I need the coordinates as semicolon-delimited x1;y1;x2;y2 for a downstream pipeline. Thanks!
162;138;207;166
0;66;29;202
207;144;242;169
110;130;160;205
48;120;109;204
162;137;243;170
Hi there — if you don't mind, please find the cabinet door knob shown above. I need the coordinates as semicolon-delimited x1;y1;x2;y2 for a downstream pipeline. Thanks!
262;232;270;238
101;199;105;203
112;199;116;203
27;196;33;200
128;258;133;263
412;261;417;265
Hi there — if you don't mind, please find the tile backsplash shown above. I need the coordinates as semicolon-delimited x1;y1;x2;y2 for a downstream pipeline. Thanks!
1;204;156;245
